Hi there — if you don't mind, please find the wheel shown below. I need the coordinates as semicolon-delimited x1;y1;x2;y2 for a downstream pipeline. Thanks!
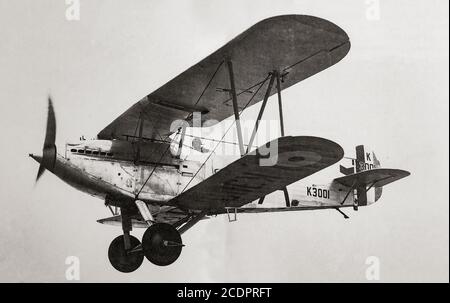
108;235;144;273
142;223;183;266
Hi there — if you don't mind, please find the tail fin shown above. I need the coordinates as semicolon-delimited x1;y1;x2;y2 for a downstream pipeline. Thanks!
339;145;384;208
337;145;410;209
355;145;382;205
339;145;381;175
355;145;380;171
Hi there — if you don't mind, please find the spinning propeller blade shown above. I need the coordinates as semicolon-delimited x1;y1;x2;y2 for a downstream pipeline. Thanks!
32;96;57;182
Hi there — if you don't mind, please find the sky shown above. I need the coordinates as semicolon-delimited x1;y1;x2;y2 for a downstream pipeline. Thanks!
0;0;448;282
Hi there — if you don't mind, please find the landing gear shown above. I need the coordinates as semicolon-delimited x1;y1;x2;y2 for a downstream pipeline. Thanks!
142;223;183;266
106;204;191;272
108;235;144;273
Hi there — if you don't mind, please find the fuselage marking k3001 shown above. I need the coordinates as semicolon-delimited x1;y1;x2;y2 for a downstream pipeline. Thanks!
306;186;330;199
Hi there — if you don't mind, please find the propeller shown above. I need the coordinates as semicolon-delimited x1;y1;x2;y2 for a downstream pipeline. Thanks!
30;96;57;182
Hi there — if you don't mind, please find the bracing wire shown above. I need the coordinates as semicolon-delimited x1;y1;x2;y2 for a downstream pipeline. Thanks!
180;74;271;193
136;61;224;198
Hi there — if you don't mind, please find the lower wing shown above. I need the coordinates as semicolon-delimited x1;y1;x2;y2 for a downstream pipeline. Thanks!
171;136;344;211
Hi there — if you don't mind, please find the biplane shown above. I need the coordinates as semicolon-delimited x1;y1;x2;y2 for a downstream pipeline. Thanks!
29;15;410;273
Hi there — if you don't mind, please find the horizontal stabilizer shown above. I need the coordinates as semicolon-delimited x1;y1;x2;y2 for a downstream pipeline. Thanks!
334;168;410;188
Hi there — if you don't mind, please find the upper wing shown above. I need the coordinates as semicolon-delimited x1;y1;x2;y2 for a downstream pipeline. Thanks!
97;15;350;140
170;136;344;210
334;168;410;188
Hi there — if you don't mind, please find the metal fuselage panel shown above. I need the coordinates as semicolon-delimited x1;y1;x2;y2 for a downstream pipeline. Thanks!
54;140;209;207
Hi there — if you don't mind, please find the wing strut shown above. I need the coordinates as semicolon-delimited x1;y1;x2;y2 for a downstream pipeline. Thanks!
177;212;207;235
134;113;144;164
179;74;271;194
248;71;290;206
258;196;265;204
282;187;291;207
276;71;290;206
226;60;246;156
246;72;276;153
276;71;285;137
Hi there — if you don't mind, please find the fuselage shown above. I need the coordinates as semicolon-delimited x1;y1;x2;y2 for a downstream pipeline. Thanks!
46;139;208;207
31;138;382;212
